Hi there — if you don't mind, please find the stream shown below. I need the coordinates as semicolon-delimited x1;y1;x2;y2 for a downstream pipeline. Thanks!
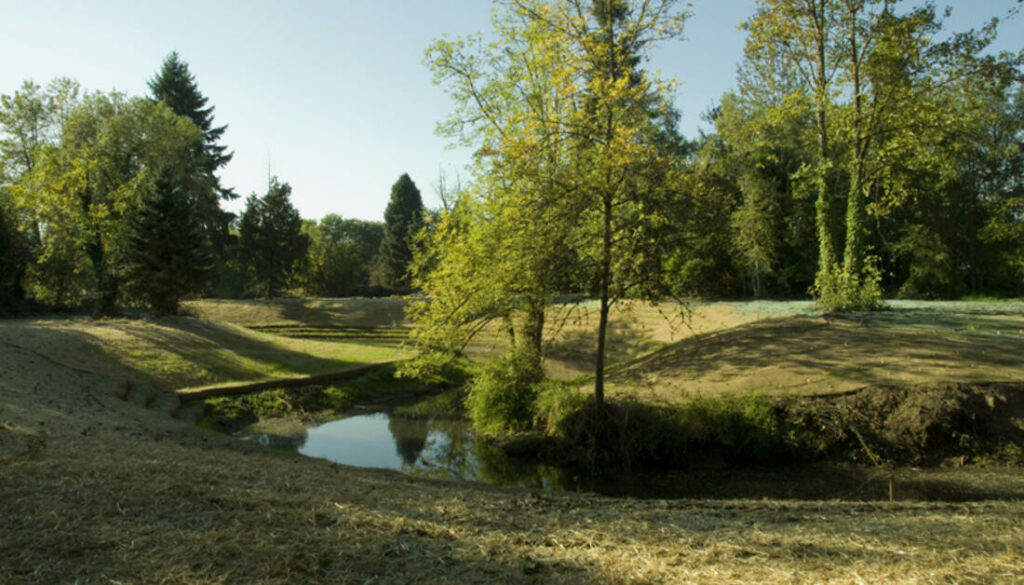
237;400;1007;501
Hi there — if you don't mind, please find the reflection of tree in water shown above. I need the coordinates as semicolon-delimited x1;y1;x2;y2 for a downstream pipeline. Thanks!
386;416;429;465
414;418;477;480
395;415;577;490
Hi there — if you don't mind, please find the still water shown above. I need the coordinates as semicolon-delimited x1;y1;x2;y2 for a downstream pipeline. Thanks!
298;411;572;490
242;400;1014;501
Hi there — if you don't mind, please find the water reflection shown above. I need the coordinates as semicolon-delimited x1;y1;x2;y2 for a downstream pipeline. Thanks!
246;407;1016;501
289;410;567;490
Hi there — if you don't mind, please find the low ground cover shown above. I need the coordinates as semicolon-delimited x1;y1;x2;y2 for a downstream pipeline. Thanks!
2;298;1023;583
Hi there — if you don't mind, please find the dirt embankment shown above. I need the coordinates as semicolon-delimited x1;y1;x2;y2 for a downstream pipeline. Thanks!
792;382;1024;464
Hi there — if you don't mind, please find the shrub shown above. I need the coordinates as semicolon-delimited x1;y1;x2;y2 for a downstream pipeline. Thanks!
548;393;798;470
464;349;542;436
813;261;883;312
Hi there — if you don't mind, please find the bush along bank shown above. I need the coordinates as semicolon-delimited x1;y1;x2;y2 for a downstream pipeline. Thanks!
499;382;1024;472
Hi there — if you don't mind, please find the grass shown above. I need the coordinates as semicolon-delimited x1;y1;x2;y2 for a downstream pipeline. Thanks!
3;298;1024;583
0;314;408;391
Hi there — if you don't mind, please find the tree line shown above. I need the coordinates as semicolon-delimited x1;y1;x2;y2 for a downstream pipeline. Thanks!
406;0;1024;429
0;53;424;315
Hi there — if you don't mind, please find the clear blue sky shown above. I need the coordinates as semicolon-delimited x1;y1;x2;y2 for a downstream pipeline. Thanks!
1;0;1020;221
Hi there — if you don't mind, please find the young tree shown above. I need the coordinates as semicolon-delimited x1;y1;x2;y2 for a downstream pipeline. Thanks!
377;173;424;288
238;177;308;297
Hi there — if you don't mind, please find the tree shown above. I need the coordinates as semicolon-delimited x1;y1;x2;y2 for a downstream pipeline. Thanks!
0;193;28;310
148;52;233;186
238;177;308;297
149;51;235;272
301;215;384;296
11;93;207;314
378;173;424;288
0;78;80;303
421;0;687;410
124;166;213;316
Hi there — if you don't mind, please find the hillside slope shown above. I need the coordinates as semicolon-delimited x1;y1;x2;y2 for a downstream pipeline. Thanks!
2;304;1024;583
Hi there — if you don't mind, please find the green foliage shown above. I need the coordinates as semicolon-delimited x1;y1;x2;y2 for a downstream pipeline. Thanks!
300;214;383;296
378;173;424;288
892;225;951;299
548;393;797;469
464;349;543;436
9;93;209;314
0;193;27;310
149;52;233;184
204;365;433;432
123;166;213;316
532;379;589;433
731;172;779;297
812;261;883;312
424;0;688;411
238;177;309;297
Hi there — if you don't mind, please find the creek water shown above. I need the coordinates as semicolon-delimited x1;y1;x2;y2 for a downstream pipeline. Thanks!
241;403;966;500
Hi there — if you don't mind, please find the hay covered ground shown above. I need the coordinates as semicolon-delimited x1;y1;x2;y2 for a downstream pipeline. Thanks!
2;298;1024;583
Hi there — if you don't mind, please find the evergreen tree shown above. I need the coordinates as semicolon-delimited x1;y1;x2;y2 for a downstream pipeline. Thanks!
148;52;233;181
378;173;424;288
124;167;213;316
149;52;235;277
239;177;308;297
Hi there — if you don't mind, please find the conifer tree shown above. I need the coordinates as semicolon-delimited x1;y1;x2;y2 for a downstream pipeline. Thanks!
378;173;424;288
148;52;233;182
239;177;308;297
124;167;213;316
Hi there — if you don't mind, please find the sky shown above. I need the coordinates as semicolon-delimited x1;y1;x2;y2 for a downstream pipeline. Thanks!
1;0;1021;222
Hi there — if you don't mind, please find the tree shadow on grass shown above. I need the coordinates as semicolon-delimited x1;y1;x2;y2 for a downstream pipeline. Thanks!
275;297;409;328
19;317;364;390
610;307;1024;394
542;315;661;381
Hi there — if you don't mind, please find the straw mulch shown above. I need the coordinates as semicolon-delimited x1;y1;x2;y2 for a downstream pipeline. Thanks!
1;337;1023;584
2;428;1022;583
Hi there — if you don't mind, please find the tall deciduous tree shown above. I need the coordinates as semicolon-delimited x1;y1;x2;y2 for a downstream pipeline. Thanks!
0;78;80;302
743;0;1008;309
420;0;687;409
378;173;424;288
301;215;384;297
239;177;308;297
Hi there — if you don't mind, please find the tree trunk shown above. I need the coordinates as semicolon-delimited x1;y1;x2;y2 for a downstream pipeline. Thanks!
812;1;836;286
843;0;866;277
594;191;613;409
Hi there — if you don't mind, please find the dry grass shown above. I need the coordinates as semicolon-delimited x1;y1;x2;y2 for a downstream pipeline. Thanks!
3;422;1023;584
611;302;1024;402
3;300;1024;583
